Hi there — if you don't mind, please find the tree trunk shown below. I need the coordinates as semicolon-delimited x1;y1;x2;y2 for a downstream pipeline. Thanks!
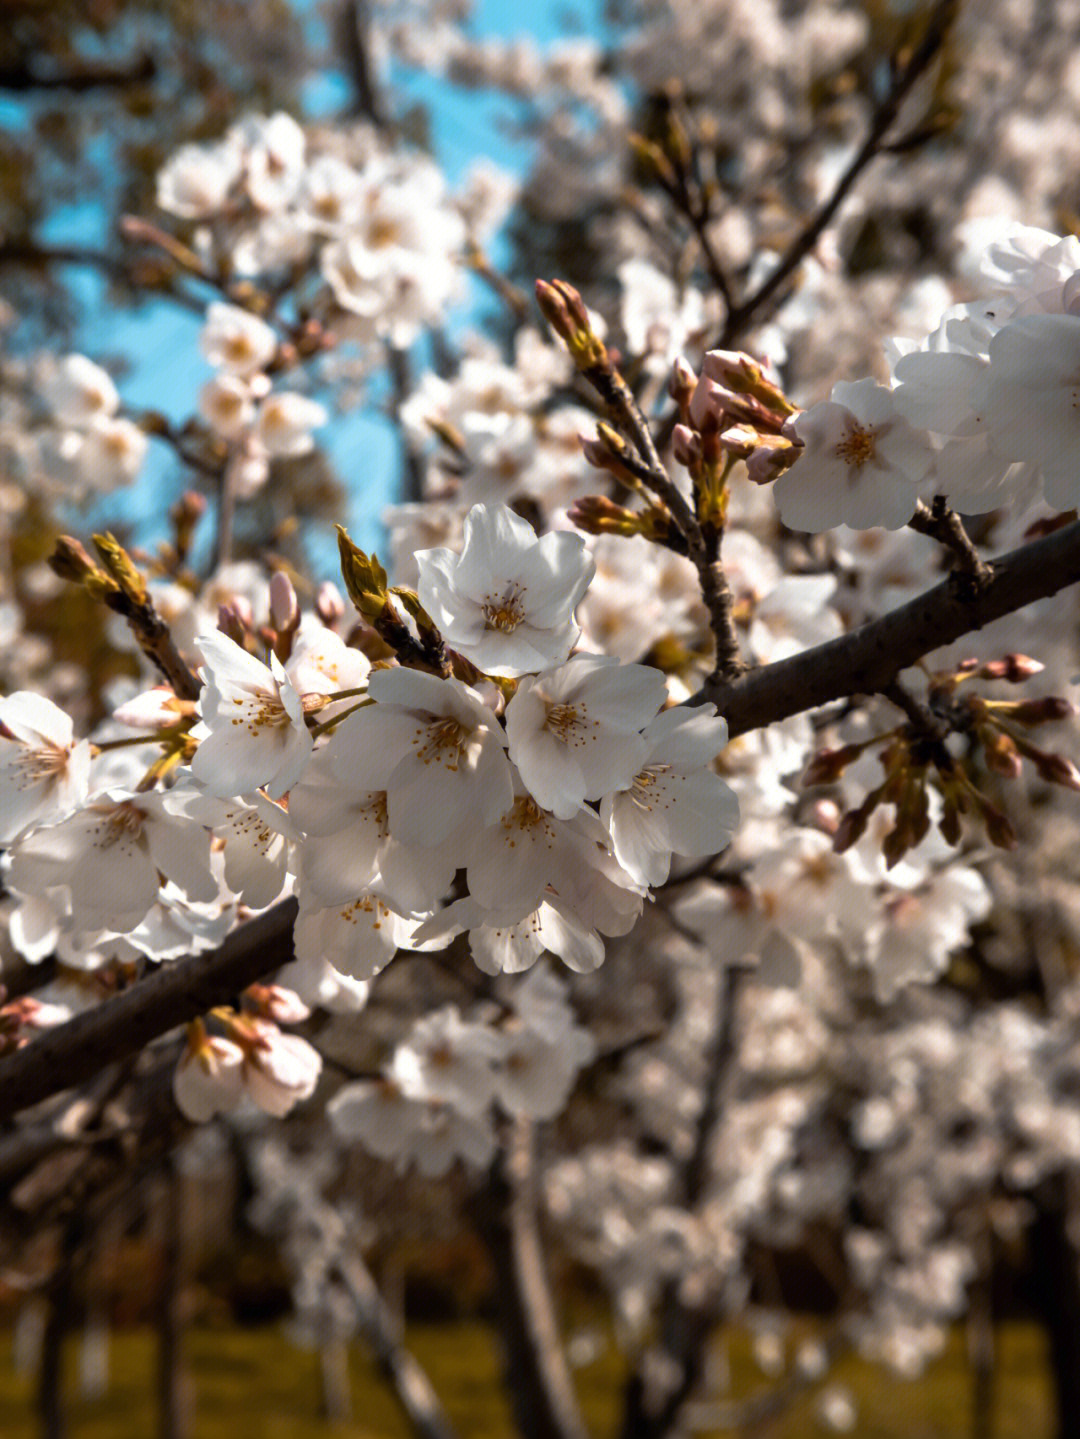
471;1120;590;1439
1028;1175;1080;1439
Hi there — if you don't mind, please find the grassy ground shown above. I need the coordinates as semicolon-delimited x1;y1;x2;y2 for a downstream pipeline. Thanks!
0;1319;1055;1438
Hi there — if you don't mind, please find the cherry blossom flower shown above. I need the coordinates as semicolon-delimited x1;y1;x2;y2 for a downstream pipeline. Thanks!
986;313;1080;510
42;354;119;425
200;302;278;376
505;654;667;820
772;380;934;532
334;668;513;846
284;622;370;720
600;704;739;887
293;892;426;981
172;788;296;909
415;502;595;676
496;1020;596;1119
464;786;622;916
191;631;313;799
328;1077;496;1176
173;1023;245;1122
253;391;327;458
8;789;217;933
240;1018;322;1117
199;374;259;439
156;136;242;217
390;1006;507;1117
0;692;92;843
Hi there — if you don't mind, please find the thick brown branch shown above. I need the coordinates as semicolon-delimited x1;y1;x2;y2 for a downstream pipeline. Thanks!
704;516;1080;736
0;899;298;1125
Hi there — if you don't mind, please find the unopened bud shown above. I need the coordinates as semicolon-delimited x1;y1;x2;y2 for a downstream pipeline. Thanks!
981;799;1017;850
217;603;248;647
668;356;697;413
269;570;299;632
1031;750;1080;790
978;653;1045;683
982;728;1023;779
672;423;702;467
92;532;147;605
243;983;310;1025
337;526;390;622
701;349;798;419
1006;696;1075;725
49;535;112;592
802;744;862;787
745;437;800;486
833;804;871;853
567;495;644;537
535;279;606;369
316;580;345;626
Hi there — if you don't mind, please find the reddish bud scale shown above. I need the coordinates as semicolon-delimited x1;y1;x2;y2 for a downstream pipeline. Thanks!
978;653;1045;682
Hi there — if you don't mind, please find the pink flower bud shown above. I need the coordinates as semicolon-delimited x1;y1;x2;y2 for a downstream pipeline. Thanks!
269;570;298;632
672;423;702;466
316;581;345;626
112;686;182;730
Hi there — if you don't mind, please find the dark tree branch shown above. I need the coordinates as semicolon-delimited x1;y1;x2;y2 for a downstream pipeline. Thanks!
0;899;298;1125
0;240;206;313
705;516;1080;738
0;53;156;93
339;0;384;125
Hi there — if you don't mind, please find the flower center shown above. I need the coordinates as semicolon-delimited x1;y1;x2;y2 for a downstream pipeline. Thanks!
13;742;70;789
629;763;671;812
231;688;289;734
482;586;526;633
544;701;584;743
413;716;469;770
835;423;877;469
503;794;554;840
88;800;147;851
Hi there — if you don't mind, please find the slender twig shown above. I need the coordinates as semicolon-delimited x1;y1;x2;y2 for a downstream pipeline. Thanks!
466;244;532;321
579;358;745;680
908;496;993;588
215;459;237;571
719;0;959;345
386;346;425;504
880;679;950;741
101;588;202;703
653;95;735;311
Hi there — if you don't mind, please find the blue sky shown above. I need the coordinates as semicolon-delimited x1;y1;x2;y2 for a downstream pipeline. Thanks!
26;0;611;572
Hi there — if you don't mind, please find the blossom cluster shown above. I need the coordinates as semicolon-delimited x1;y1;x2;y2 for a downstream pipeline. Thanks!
767;226;1080;529
329;966;597;1175
156;111;504;348
0;501;737;1124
